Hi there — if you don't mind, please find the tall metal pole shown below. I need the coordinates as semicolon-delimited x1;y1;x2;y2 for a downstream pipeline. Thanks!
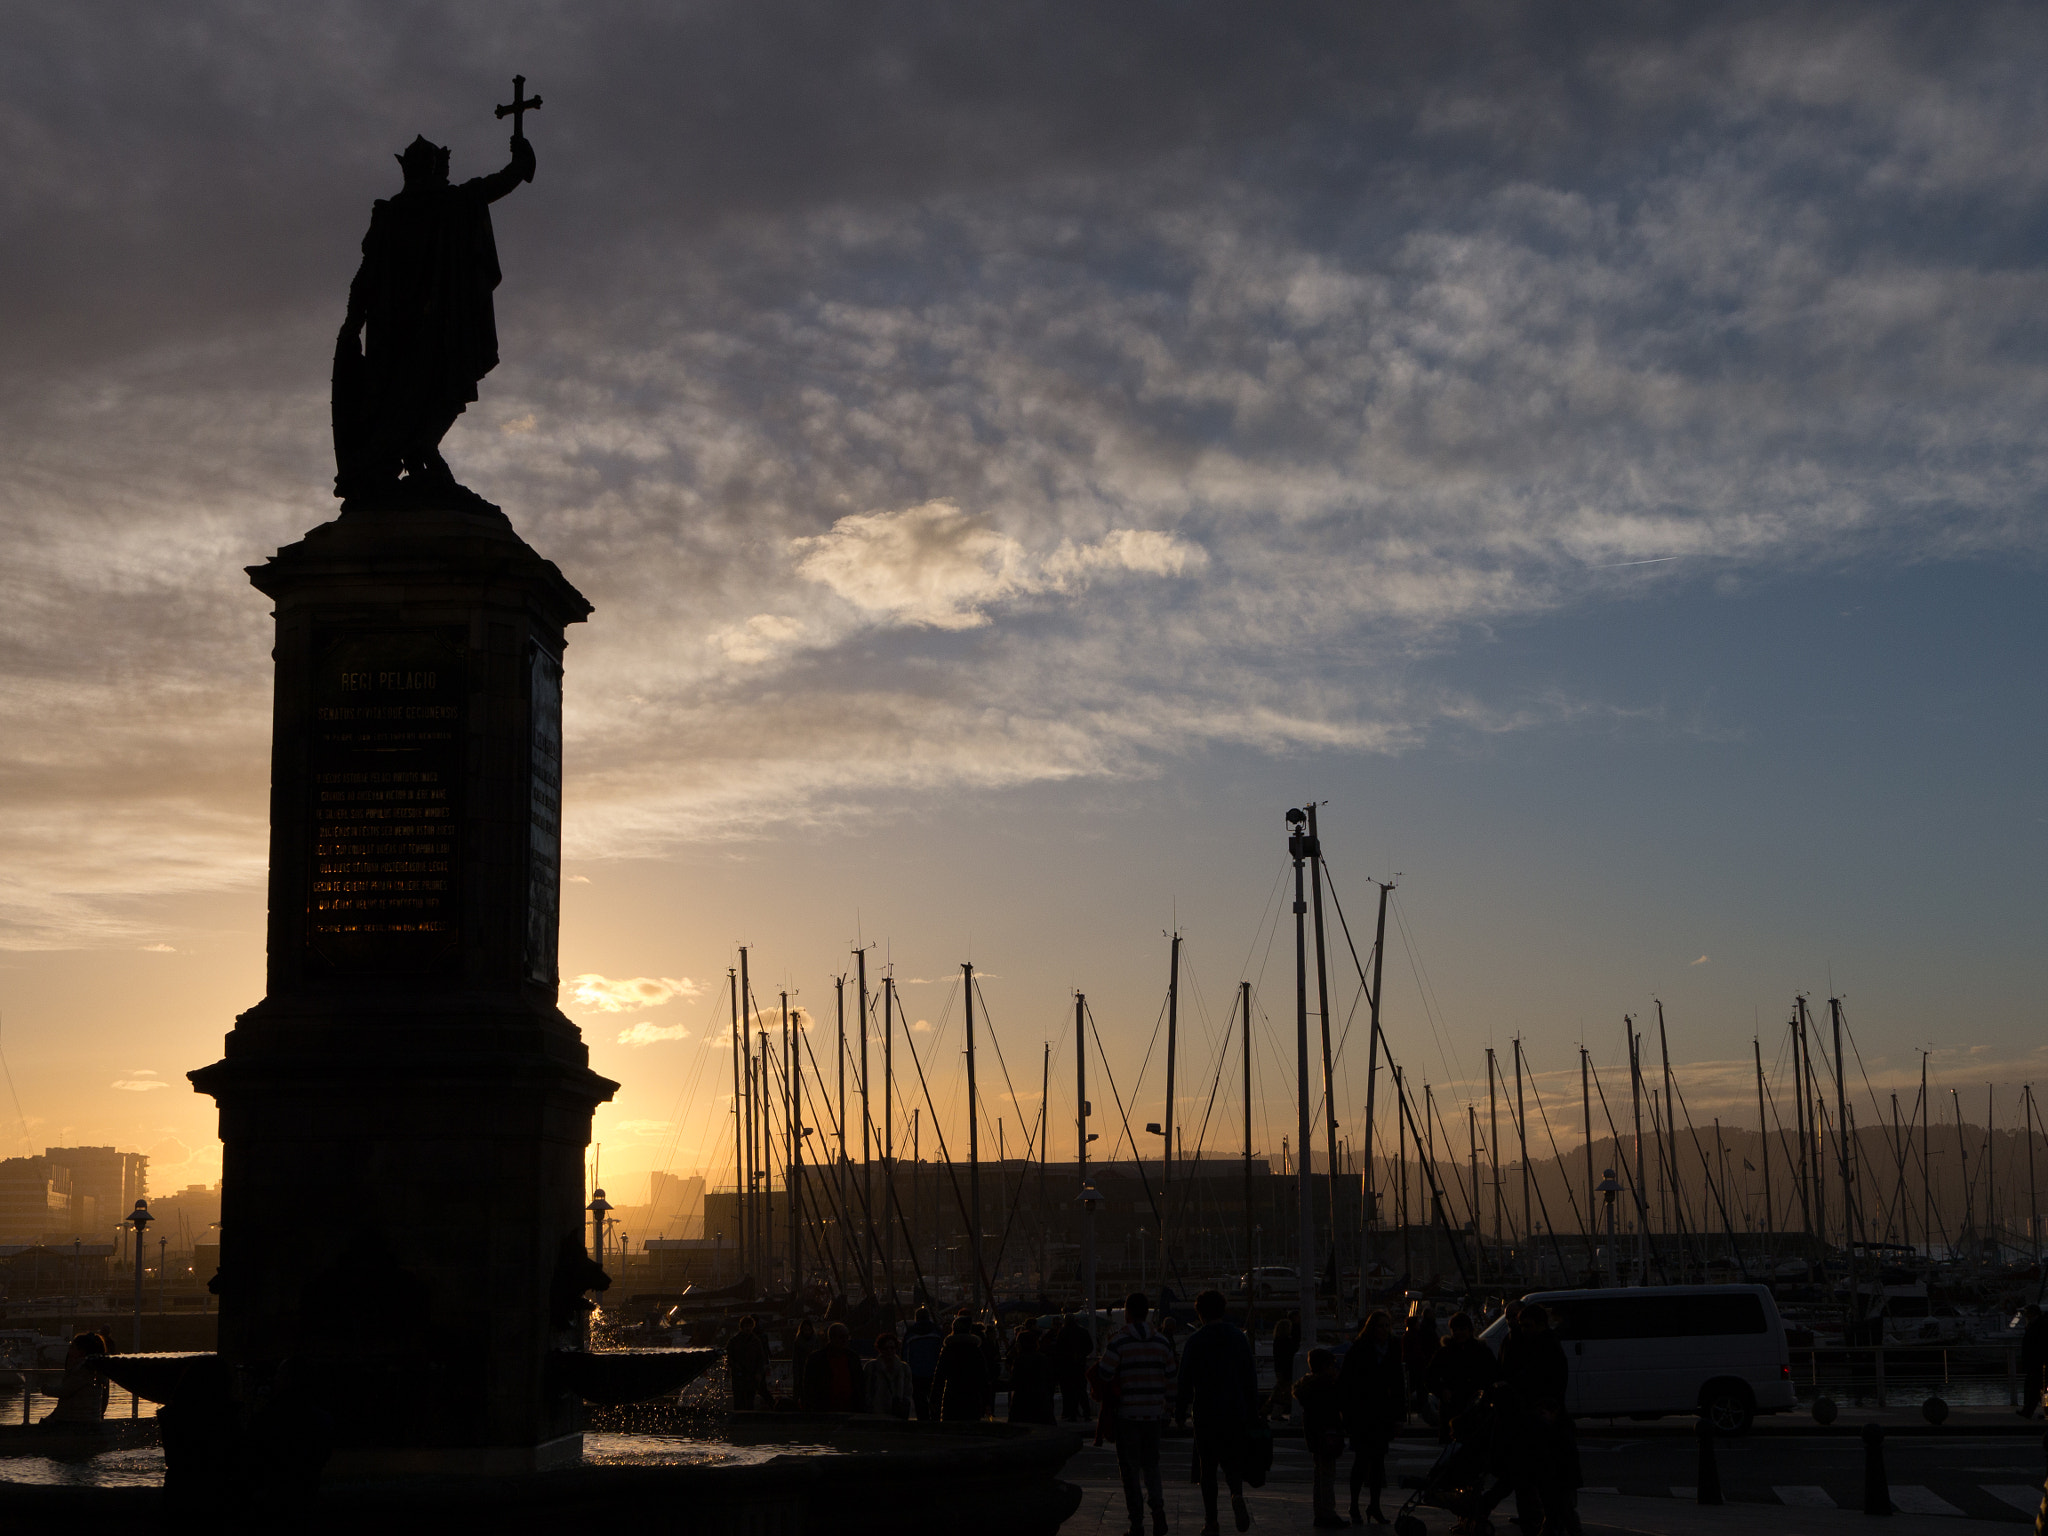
964;961;982;1315
1921;1052;1931;1264
1396;1062;1410;1278
785;990;801;1293
1791;1008;1812;1254
884;973;896;1291
837;975;851;1284
729;967;744;1275
1516;1038;1530;1275
1163;929;1181;1282
1468;1103;1481;1285
2028;1084;2039;1273
757;1025;773;1280
1287;809;1319;1348
1039;1040;1050;1292
1582;1045;1593;1281
1078;990;1094;1344
1305;806;1339;1331
1755;1038;1774;1255
1362;879;1392;1295
739;947;755;1273
1656;1001;1682;1278
1629;1018;1648;1283
1829;997;1855;1316
1241;980;1256;1340
1486;1047;1501;1265
857;948;872;1295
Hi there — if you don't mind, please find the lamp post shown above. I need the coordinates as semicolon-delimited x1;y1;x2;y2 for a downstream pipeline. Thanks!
1078;1181;1102;1348
1597;1169;1622;1286
588;1188;612;1266
126;1200;153;1354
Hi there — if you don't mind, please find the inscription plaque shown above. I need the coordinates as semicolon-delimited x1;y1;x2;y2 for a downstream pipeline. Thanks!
307;630;465;972
525;644;563;985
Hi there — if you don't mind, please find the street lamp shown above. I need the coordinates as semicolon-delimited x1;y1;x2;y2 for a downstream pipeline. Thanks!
1077;1181;1103;1348
1596;1169;1623;1286
587;1188;612;1267
126;1200;153;1353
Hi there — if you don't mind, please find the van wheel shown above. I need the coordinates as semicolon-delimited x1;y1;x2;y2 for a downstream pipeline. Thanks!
1700;1383;1754;1436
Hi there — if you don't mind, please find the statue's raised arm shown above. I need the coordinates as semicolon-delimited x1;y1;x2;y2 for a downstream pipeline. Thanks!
331;78;542;513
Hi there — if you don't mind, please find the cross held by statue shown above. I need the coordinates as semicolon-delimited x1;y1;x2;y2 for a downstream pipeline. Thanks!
495;74;542;138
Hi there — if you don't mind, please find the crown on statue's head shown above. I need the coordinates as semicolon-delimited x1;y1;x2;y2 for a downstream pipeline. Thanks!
395;135;451;181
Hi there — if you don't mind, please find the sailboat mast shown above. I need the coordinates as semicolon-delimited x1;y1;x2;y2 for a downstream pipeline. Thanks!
739;946;755;1272
785;990;800;1293
856;948;871;1295
1039;1040;1050;1292
837;975;850;1284
1486;1048;1500;1269
729;966;743;1277
1163;929;1181;1281
1629;1018;1648;1283
1362;878;1392;1294
1241;980;1255;1338
1396;1062;1409;1279
1287;808;1319;1349
1755;1037;1773;1255
1656;1001;1682;1279
1790;1007;1812;1253
883;974;896;1291
1582;1045;1593;1274
1468;1103;1481;1285
1078;989;1094;1342
1305;805;1338;1332
1516;1038;1530;1275
1829;996;1853;1312
964;960;982;1314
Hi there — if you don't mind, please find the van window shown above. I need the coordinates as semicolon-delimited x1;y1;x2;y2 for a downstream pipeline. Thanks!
1546;1293;1766;1341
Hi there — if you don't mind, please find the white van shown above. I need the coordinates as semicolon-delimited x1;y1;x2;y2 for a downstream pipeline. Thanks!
1478;1284;1795;1433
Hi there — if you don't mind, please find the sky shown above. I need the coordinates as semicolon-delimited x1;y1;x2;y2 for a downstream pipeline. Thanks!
0;3;2043;1216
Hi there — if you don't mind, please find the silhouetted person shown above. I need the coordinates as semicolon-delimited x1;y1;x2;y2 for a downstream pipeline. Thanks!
792;1316;821;1391
1477;1303;1575;1536
800;1321;865;1412
1296;1346;1347;1528
1401;1301;1439;1414
1425;1311;1498;1439
1174;1288;1257;1536
1341;1309;1405;1525
726;1314;768;1410
333;130;536;506
866;1332;914;1418
1270;1313;1300;1418
41;1331;109;1428
2020;1304;2047;1418
902;1305;944;1420
1054;1311;1093;1420
1006;1329;1058;1425
932;1312;991;1421
1098;1291;1179;1536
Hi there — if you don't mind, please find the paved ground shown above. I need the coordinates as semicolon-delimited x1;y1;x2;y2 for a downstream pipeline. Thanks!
1060;1428;2048;1535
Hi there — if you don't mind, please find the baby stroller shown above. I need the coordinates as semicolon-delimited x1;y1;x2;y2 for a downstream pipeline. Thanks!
1392;1400;1500;1536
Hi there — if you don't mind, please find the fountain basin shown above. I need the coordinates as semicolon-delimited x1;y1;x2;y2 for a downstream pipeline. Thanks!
0;1411;1084;1535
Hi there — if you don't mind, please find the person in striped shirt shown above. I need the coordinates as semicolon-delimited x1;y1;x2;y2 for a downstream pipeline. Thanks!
1098;1291;1181;1536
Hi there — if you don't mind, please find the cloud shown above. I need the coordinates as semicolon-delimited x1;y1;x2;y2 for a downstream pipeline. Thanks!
147;1135;191;1163
568;974;702;1013
567;874;591;884
616;1021;691;1047
612;1118;673;1138
1690;955;1709;966
791;501;1205;632
7;6;2048;939
112;1076;170;1092
139;942;176;952
910;1018;934;1033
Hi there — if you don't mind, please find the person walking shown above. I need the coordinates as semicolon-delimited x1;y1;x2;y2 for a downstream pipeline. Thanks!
865;1331;915;1418
1006;1329;1059;1424
1295;1346;1347;1529
1270;1313;1300;1420
902;1305;944;1421
1174;1288;1257;1536
1400;1302;1437;1416
791;1316;822;1397
1340;1310;1405;1525
725;1314;769;1412
932;1311;992;1421
1054;1311;1094;1421
800;1321;866;1412
1097;1291;1181;1536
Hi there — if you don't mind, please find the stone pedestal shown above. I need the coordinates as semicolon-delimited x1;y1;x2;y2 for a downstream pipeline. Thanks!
191;502;617;1465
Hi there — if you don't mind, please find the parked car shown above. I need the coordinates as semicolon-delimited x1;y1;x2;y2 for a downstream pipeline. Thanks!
1478;1283;1795;1433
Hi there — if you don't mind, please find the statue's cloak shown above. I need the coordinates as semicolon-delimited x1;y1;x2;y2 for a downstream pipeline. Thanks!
333;178;503;494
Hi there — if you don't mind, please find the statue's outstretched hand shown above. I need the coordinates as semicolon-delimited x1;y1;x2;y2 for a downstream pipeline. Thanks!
511;133;537;183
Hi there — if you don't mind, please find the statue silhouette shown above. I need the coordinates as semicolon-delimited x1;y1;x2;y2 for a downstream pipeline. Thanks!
332;127;536;509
